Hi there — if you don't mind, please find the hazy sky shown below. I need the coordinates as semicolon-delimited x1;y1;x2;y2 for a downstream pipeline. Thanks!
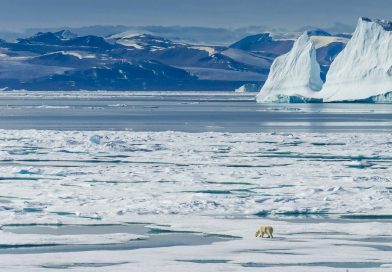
1;0;392;31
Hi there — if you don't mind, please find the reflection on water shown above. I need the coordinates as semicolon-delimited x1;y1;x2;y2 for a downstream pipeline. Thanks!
0;92;390;132
0;223;237;254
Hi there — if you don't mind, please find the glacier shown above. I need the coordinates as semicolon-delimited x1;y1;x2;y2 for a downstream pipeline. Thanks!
256;32;323;103
320;18;392;102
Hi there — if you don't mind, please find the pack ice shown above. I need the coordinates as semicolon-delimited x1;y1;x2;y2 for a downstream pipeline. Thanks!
319;18;392;102
256;32;323;103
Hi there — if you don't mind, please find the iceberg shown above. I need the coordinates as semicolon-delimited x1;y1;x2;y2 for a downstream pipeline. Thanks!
320;18;392;102
234;83;261;93
256;32;323;103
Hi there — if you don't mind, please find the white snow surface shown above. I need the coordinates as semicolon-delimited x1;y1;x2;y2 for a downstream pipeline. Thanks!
0;129;391;271
0;130;389;219
221;48;271;67
319;18;392;102
256;32;323;103
190;46;216;56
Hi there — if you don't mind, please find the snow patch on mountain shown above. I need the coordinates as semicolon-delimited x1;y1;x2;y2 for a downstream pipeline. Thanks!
190;46;216;56
117;39;144;49
221;48;271;68
310;36;349;49
256;32;323;103
108;31;142;39
40;51;96;59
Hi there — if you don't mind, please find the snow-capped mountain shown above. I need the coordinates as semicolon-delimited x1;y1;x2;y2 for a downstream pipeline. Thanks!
27;51;99;68
25;60;198;91
0;26;346;92
229;33;294;58
256;32;323;102
17;32;66;45
0;30;280;91
109;33;179;50
54;30;78;40
17;30;77;45
109;33;270;76
306;29;332;37
319;18;392;102
315;40;346;80
3;17;389;101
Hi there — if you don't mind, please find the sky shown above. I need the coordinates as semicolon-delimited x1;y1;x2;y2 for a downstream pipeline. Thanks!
1;0;392;31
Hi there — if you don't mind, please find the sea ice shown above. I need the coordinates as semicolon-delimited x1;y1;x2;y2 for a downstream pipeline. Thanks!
0;129;391;271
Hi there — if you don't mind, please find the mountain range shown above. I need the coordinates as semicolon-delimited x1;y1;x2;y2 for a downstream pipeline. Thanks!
0;27;348;91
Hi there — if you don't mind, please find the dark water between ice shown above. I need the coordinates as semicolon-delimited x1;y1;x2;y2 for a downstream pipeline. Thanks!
0;223;236;254
0;92;391;132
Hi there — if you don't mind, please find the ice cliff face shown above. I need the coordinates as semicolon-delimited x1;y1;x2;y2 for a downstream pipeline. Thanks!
256;32;323;103
320;18;392;102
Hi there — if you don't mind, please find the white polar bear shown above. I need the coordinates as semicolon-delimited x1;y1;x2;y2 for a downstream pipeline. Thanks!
255;226;274;238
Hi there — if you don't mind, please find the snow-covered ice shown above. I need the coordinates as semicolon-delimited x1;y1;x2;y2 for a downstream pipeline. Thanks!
0;129;391;271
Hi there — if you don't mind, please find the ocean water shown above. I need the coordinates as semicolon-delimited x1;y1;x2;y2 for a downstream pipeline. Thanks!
0;91;391;132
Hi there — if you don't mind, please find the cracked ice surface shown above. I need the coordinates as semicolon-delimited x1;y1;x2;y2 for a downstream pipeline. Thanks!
0;130;391;271
0;130;390;219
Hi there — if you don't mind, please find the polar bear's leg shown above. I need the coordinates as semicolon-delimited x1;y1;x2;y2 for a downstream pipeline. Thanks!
256;229;261;237
268;228;273;238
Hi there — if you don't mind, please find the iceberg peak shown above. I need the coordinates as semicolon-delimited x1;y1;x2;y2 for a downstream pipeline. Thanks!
319;17;392;102
359;17;392;31
256;32;323;103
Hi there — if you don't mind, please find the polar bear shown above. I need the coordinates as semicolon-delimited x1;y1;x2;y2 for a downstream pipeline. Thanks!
255;225;273;238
